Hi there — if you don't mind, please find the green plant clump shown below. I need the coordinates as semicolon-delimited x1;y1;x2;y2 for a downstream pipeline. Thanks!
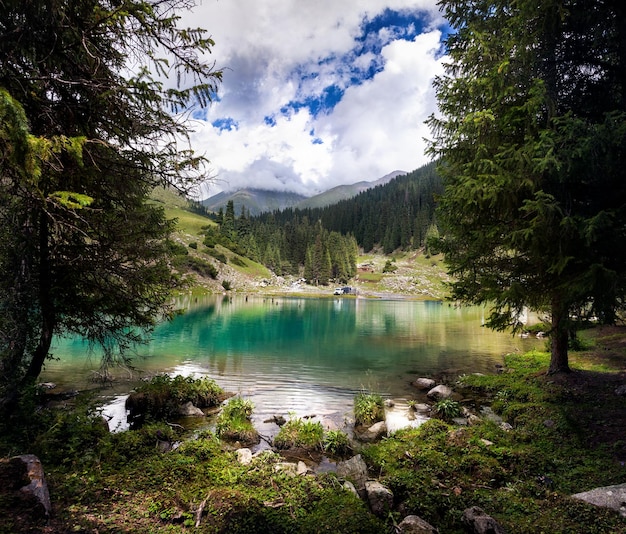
323;429;352;457
354;391;385;426
431;398;462;421
125;374;225;428
216;397;259;445
274;415;324;450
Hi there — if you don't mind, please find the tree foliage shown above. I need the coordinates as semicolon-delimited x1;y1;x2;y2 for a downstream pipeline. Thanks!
0;0;221;398
428;0;626;373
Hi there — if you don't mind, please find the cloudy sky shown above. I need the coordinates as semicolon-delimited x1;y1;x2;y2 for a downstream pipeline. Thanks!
179;1;448;198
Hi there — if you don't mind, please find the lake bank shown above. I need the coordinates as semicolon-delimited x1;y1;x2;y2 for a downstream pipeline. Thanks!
2;327;626;533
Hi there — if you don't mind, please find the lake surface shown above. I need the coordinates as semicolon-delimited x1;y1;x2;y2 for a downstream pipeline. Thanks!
42;294;540;437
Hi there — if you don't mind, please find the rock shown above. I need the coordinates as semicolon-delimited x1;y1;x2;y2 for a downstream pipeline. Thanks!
462;506;505;534
500;422;513;431
479;438;494;447
365;480;394;516
337;454;368;493
615;385;626;396
571;483;626;517
236;448;253;465
12;455;51;518
178;401;204;417
467;414;482;426
359;421;387;442
397;514;437;533
384;399;395;408
480;406;503;424
452;417;468;426
413;377;436;390
297;461;309;476
38;382;56;390
412;403;431;413
263;415;287;426
426;384;453;400
342;480;358;497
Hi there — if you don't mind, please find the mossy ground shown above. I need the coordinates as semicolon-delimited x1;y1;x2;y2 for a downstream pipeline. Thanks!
1;327;626;532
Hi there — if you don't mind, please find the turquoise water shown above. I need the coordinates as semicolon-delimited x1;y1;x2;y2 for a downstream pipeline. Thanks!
42;294;540;433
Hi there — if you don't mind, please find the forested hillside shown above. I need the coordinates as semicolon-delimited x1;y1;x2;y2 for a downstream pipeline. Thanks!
198;163;441;285
254;162;441;253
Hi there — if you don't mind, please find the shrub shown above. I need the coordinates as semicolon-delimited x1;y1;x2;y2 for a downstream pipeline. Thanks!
354;392;385;426
322;429;351;457
222;279;233;290
274;415;323;450
216;397;259;445
174;256;218;279
431;399;462;421
230;255;247;267
188;241;197;250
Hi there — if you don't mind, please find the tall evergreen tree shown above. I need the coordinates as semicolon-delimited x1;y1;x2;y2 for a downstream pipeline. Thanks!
428;0;626;374
0;0;221;400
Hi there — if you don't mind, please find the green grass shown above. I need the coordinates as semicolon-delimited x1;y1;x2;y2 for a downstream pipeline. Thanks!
216;397;258;445
273;415;324;450
354;391;385;426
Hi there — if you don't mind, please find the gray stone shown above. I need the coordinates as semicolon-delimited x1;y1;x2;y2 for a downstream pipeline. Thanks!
337;454;368;492
413;377;436;390
467;414;482;426
397;514;437;533
462;506;505;534
342;480;359;497
178;401;205;417
235;448;253;465
427;384;453;400
412;403;431;413
297;461;310;476
571;483;626;517
13;455;51;518
360;421;387;442
365;480;394;516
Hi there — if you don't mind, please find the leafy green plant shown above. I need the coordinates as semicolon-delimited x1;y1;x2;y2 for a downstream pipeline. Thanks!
322;429;351;457
222;279;233;290
274;414;323;450
216;397;258;445
354;392;385;426
431;398;462;421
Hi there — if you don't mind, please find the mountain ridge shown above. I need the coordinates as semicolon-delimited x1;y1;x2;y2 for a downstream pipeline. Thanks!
201;170;407;216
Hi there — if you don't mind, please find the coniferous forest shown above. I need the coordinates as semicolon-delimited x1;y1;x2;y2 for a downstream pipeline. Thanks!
204;162;442;284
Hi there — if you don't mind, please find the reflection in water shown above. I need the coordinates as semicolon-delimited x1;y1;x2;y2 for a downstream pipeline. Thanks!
43;295;540;433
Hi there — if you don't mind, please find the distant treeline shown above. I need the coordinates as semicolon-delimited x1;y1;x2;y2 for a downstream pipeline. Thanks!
203;162;442;284
253;161;442;254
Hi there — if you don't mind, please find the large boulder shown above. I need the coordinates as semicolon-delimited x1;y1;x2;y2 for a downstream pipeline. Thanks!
413;377;436;390
571;483;626;517
336;454;368;494
359;421;387;442
427;384;453;400
462;506;505;534
365;480;394;516
397;515;437;533
0;455;51;522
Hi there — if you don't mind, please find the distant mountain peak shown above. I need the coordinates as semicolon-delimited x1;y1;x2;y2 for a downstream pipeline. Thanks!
201;171;408;215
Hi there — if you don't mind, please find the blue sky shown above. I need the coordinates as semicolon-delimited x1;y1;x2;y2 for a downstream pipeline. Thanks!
180;1;447;198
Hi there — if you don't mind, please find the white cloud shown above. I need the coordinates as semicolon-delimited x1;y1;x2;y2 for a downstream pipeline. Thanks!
180;0;447;197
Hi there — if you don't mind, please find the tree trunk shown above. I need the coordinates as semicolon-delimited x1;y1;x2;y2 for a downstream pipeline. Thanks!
548;296;571;374
21;212;55;385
